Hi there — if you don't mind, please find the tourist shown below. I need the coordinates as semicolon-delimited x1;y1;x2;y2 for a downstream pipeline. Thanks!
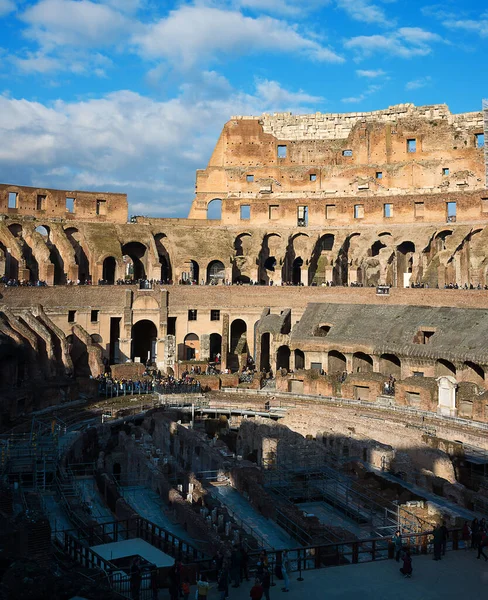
240;544;250;581
262;566;271;600
462;521;471;550
433;524;443;561
130;557;142;600
182;577;191;600
399;549;413;578
393;529;403;562
281;550;290;593
477;531;488;561
196;574;210;599
217;568;229;600
230;543;242;587
471;518;480;549
440;520;449;555
250;578;264;600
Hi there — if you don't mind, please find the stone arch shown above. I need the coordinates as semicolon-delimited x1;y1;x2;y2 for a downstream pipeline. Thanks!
35;225;65;284
210;333;222;363
131;319;157;363
0;241;19;280
258;233;282;284
65;227;90;283
207;259;225;284
260;332;270;371
276;345;290;371
183;333;200;360
233;233;253;283
154;233;172;283
463;361;484;385
230;319;248;371
207;198;222;220
102;256;117;284
294;349;305;370
314;324;331;337
91;334;103;344
309;234;335;285
283;233;309;285
352;352;373;373
328;350;347;373
8;223;22;238
122;241;147;280
436;358;456;378
336;233;361;286
379;353;401;378
396;241;416;287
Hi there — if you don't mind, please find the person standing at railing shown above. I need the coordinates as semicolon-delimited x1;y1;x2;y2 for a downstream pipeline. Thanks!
281;550;290;593
440;521;449;556
393;530;403;562
261;566;271;600
433;524;443;561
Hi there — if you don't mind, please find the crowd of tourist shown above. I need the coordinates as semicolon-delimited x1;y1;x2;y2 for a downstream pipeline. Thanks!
1;276;47;287
96;371;201;395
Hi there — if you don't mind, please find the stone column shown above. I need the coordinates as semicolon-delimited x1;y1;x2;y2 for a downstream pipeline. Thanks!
221;313;229;371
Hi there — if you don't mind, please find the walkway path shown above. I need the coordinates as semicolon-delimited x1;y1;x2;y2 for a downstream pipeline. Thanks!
160;548;488;599
209;485;294;550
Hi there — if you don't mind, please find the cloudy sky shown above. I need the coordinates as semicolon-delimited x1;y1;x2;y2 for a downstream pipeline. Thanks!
0;0;486;218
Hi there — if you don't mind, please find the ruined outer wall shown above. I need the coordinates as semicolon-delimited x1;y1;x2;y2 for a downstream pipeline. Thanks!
0;183;128;223
190;103;485;222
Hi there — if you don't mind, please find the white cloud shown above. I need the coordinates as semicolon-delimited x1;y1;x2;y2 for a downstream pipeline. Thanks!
405;75;432;90
235;0;330;16
0;0;15;17
21;0;134;49
345;27;443;59
341;83;381;103
132;5;344;68
356;68;386;77
443;18;488;38
336;0;390;26
0;78;322;217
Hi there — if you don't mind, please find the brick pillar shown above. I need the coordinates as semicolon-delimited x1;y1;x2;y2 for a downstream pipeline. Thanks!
221;313;229;371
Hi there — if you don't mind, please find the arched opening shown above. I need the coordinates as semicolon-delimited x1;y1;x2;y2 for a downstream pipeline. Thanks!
209;333;222;363
260;333;270;371
91;334;103;344
436;358;456;378
352;352;373;373
292;257;303;285
435;230;453;252
230;319;247;371
190;260;199;284
207;198;222;220
294;349;305;370
396;241;415;287
328;350;347;374
258;233;281;284
8;224;22;238
276;345;291;371
463;361;484;385
371;240;387;257
102;257;116;284
65;227;90;283
121;242;147;280
315;324;331;337
0;241;19;280
155;234;172;283
35;225;65;284
233;233;253;282
131;319;157;364
35;225;49;237
207;260;225;285
379;353;401;378
234;233;252;257
184;333;199;360
309;234;335;285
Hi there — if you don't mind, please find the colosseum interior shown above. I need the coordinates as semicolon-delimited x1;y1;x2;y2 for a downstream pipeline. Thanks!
1;101;488;598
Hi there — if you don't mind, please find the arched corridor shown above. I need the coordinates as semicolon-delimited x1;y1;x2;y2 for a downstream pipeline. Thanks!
131;319;157;364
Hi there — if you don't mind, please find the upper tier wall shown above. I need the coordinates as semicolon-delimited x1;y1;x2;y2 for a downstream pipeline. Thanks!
0;183;128;223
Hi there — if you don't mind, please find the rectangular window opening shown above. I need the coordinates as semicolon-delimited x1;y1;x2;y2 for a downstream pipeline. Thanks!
482;198;488;213
8;192;18;209
326;204;336;220
407;139;417;153
376;172;383;179
269;205;279;220
384;203;393;218
246;174;254;183
240;205;251;220
91;309;99;323
442;168;450;176
68;310;76;323
36;195;46;210
210;309;220;321
297;205;308;227
66;197;75;213
342;149;353;157
413;371;425;377
475;133;485;148
354;204;364;219
447;201;457;222
277;145;287;158
414;201;425;217
310;174;317;182
188;309;197;321
167;317;176;336
96;199;106;216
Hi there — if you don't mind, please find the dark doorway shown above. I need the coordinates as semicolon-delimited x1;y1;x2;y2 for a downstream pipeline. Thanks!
277;345;291;371
103;257;116;284
131;320;157;364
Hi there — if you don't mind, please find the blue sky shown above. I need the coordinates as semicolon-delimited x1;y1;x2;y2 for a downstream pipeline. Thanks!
0;0;487;218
